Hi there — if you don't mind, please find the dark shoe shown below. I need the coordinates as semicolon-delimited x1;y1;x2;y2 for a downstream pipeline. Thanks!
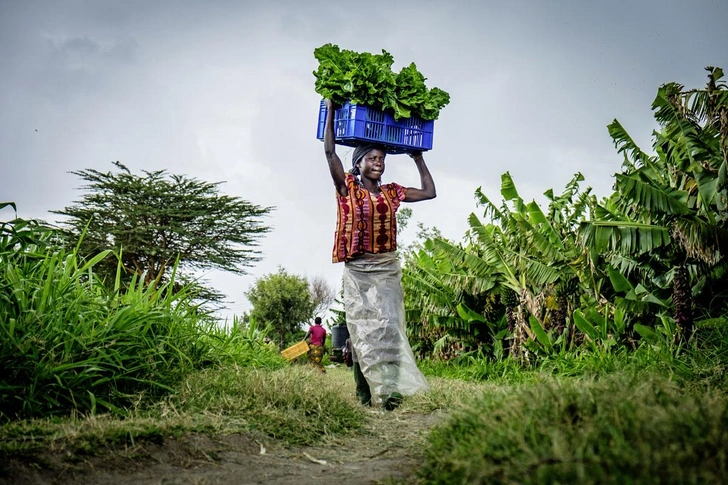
382;392;403;411
357;392;371;406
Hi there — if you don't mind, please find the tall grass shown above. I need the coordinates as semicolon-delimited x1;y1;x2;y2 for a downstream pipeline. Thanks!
419;352;532;384
0;214;284;420
420;316;728;389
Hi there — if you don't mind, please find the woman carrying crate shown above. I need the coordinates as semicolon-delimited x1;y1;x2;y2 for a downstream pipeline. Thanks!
323;99;435;410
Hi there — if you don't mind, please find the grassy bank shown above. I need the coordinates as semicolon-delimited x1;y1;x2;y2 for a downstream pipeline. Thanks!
410;320;728;484
3;348;727;483
416;374;728;484
0;366;366;465
0;215;289;420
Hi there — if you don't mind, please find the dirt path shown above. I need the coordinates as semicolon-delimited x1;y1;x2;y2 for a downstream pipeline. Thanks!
4;408;447;485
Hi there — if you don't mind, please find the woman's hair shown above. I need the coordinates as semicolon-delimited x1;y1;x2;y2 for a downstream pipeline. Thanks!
351;143;387;175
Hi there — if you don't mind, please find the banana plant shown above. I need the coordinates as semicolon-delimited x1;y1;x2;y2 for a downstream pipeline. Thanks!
572;304;628;350
580;67;728;342
403;171;597;359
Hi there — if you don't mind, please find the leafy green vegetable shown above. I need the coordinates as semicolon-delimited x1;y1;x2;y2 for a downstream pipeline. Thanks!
313;43;450;120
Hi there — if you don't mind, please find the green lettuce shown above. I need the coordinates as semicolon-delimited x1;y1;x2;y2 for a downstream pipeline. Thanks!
313;43;450;120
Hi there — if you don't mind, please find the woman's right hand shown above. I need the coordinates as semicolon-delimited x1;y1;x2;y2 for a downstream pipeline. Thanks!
324;98;339;111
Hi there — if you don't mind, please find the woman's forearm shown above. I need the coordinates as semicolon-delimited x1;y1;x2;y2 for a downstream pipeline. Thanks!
324;103;336;159
323;100;347;195
406;153;437;201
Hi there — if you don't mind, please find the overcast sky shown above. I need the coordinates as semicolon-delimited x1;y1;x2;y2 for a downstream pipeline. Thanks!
2;0;726;321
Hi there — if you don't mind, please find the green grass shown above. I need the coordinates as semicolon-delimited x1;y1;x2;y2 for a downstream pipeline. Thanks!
415;373;728;484
5;212;728;483
420;316;728;389
166;365;365;444
419;354;532;383
408;318;728;484
0;365;366;467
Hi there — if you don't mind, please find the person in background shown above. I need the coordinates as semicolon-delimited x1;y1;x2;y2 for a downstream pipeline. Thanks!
304;317;327;372
322;99;435;410
343;338;353;368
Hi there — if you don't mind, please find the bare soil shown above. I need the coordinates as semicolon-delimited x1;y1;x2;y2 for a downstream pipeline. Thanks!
2;408;446;485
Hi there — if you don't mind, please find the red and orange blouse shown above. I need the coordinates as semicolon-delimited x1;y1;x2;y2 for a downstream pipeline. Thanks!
332;174;407;263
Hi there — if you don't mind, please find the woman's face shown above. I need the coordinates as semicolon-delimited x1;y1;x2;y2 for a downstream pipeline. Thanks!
357;149;386;180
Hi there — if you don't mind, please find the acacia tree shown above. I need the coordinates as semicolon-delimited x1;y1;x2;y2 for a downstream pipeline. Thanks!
54;162;273;303
247;268;316;349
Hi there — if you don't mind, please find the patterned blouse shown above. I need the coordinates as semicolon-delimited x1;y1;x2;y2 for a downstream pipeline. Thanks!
332;173;407;263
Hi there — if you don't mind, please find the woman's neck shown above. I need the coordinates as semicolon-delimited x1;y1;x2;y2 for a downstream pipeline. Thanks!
360;177;381;193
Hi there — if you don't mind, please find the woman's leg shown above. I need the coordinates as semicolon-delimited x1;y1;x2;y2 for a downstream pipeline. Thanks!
344;253;428;407
308;344;325;372
353;362;371;406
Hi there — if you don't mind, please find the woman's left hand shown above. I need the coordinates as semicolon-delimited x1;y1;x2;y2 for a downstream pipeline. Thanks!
408;151;424;161
403;151;436;202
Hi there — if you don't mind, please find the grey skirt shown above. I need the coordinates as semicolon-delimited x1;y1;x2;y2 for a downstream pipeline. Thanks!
343;252;429;402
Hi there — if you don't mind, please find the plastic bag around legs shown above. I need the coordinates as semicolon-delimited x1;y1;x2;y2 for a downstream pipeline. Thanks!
343;252;429;405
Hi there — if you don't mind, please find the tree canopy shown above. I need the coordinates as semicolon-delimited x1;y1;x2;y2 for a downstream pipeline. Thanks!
247;268;316;349
54;162;274;303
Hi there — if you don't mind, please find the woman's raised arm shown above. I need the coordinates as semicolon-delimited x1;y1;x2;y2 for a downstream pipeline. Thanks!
403;151;437;202
324;99;348;197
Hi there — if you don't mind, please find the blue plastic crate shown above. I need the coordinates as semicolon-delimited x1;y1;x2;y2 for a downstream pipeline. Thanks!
316;100;434;154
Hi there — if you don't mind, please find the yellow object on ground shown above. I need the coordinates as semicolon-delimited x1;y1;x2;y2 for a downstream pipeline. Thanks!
281;341;309;360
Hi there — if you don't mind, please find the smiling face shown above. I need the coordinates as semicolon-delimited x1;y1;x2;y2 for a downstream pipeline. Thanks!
357;148;386;181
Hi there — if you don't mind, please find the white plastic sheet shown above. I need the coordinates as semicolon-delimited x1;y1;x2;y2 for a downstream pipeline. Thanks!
343;252;429;404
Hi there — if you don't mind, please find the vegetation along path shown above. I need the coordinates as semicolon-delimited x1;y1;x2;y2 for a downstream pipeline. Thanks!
2;367;463;485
